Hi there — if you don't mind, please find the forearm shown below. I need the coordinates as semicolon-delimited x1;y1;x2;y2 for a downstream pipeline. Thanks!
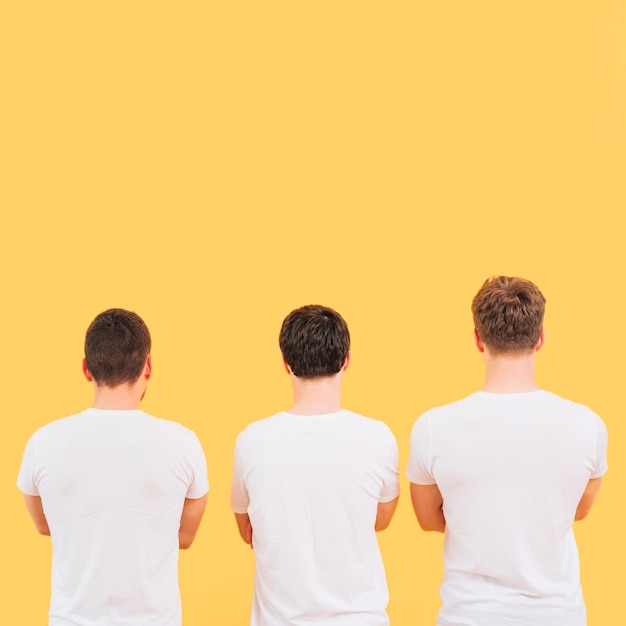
178;495;207;549
410;482;446;533
234;512;253;546
422;507;446;533
23;495;51;535
375;496;399;531
575;477;602;521
34;518;51;536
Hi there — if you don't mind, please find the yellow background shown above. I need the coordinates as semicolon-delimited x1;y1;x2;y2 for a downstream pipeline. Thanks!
1;2;623;624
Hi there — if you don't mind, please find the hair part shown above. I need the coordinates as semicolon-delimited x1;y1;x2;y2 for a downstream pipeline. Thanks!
84;308;151;387
279;305;350;379
472;276;546;354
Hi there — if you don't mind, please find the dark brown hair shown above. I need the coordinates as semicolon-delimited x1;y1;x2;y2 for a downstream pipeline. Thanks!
84;309;151;386
279;305;350;378
472;276;546;354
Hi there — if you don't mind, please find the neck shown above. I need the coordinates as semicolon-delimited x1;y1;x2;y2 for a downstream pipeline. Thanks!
92;382;145;410
482;350;540;393
288;371;343;415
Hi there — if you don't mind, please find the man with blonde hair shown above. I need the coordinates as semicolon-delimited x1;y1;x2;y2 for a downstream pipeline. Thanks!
407;276;607;626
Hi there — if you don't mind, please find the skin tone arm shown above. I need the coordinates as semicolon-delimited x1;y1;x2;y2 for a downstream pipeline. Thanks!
235;497;400;544
409;477;600;529
179;495;207;549
235;512;253;547
23;495;51;536
575;477;602;521
410;482;446;533
375;496;400;531
25;493;206;547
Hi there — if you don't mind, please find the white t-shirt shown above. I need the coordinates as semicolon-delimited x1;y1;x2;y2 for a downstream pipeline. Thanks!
17;408;209;626
407;390;608;626
231;409;399;626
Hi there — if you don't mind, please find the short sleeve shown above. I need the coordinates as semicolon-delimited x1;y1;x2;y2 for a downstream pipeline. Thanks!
230;438;250;514
186;433;209;499
378;427;400;503
590;414;608;479
406;412;436;485
17;431;40;496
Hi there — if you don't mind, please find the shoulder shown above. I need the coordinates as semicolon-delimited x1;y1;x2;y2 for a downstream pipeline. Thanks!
431;393;482;414
235;413;283;443
411;393;478;425
339;410;398;445
236;410;397;444
142;412;202;442
26;410;87;441
539;391;605;424
408;394;489;445
344;409;393;429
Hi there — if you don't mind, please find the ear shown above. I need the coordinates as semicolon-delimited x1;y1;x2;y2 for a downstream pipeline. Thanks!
473;330;485;353
342;352;351;371
82;358;93;382
535;329;545;352
144;355;152;379
282;357;292;375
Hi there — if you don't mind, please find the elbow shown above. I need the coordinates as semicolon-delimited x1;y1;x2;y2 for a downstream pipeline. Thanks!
574;508;590;522
422;524;445;534
374;518;391;532
178;533;195;550
417;518;446;533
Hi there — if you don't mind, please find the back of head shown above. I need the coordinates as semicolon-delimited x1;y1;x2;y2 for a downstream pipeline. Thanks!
84;308;151;387
279;305;350;379
472;276;546;354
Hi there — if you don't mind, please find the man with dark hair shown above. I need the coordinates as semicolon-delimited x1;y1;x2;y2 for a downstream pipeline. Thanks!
232;305;400;626
18;309;208;626
407;276;608;626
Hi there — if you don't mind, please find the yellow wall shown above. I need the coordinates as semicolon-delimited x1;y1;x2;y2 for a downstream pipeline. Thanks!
2;2;623;624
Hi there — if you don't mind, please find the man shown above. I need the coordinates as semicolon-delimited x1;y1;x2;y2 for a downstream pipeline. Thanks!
407;276;608;626
18;309;208;626
231;305;400;626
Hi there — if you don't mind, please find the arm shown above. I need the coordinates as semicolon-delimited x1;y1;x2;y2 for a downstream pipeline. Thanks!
575;477;602;521
410;482;445;532
375;496;399;531
234;512;253;547
179;495;207;549
23;495;50;536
